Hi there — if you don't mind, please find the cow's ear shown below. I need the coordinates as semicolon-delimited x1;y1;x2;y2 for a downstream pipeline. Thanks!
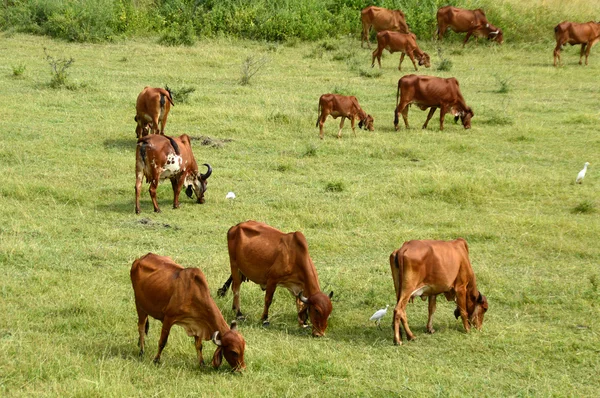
454;307;461;319
454;115;459;123
185;185;193;199
358;120;364;129
212;347;223;369
477;292;484;304
134;116;138;122
328;291;334;299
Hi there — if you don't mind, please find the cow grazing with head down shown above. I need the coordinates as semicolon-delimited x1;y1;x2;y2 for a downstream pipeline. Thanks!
217;221;333;337
135;86;174;139
394;74;474;131
371;31;431;71
553;21;600;66
130;253;246;370
361;6;410;48
316;94;374;139
436;6;503;46
389;239;488;345
135;134;212;214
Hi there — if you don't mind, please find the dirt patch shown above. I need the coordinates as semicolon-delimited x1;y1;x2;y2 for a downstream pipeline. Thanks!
190;135;233;148
136;218;180;230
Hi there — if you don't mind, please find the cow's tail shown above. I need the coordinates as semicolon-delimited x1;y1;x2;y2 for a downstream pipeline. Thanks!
394;250;403;304
144;318;149;335
166;136;180;155
164;85;175;106
138;139;148;164
316;101;321;128
217;275;233;297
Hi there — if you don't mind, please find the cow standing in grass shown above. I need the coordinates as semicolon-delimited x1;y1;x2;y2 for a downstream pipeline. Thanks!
436;6;503;46
135;86;174;138
553;21;600;66
371;31;430;71
316;94;374;139
361;6;410;48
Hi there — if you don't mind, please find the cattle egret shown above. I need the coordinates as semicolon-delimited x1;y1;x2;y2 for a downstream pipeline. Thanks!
576;162;590;184
370;304;389;328
226;191;236;199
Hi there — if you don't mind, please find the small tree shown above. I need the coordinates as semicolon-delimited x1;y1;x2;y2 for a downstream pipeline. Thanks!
44;47;75;89
240;55;268;86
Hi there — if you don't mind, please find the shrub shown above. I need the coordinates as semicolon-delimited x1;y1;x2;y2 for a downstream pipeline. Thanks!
325;181;345;192
572;201;595;214
169;85;196;104
159;21;196;46
239;55;268;86
44;47;74;89
12;63;26;77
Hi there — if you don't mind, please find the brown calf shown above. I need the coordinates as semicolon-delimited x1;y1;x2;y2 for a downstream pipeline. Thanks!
554;21;600;66
390;239;488;345
436;6;503;46
135;134;212;214
361;6;410;48
371;31;430;71
394;74;474;131
217;221;333;337
135;86;174;139
130;253;246;370
316;94;374;139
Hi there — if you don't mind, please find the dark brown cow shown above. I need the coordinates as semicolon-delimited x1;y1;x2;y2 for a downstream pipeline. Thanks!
130;253;246;370
217;221;333;337
389;239;488;345
394;74;474;131
553;21;600;66
436;6;503;46
361;6;410;48
135;134;212;214
371;31;431;71
316;94;374;139
135;86;174;139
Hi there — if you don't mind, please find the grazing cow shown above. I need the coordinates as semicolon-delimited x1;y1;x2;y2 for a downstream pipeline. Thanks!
135;134;212;214
135;86;174;139
361;6;410;48
217;221;333;337
130;253;246;370
316;94;374;139
553;21;600;66
389;239;488;345
436;6;503;46
394;74;474;131
371;31;431;71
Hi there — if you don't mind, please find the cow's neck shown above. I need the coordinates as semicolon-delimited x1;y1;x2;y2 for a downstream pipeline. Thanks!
299;260;322;297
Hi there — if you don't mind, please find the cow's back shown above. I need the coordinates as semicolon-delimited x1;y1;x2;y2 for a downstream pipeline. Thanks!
400;75;459;104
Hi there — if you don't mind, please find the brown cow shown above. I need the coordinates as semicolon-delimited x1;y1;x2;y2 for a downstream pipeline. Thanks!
361;6;410;48
130;253;246;370
389;239;488;345
394;74;474;131
371;31;431;71
135;86;174;139
217;221;333;337
316;94;374;139
553;21;600;66
436;6;503;46
135;134;212;214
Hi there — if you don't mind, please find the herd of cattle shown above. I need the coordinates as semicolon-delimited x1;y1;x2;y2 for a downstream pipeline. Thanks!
129;5;597;371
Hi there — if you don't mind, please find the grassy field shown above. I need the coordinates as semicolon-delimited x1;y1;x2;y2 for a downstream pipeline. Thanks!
1;31;599;397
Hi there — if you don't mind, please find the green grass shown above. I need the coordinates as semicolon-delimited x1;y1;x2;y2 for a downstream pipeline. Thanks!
1;33;599;397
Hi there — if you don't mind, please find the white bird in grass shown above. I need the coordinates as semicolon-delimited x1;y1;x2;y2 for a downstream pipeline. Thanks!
576;162;590;184
226;191;236;199
369;304;389;329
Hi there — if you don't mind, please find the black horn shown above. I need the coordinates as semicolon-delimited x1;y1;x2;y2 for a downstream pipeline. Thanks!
200;163;212;180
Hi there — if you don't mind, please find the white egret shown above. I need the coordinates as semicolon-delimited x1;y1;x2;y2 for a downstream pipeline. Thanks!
369;304;389;328
576;162;590;184
226;191;236;199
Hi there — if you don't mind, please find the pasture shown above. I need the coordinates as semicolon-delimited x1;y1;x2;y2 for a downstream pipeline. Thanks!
1;31;599;396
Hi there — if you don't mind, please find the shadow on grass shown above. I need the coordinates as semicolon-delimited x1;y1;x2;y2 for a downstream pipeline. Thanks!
104;138;136;151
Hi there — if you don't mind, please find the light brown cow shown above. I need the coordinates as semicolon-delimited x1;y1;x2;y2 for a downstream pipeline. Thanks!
371;31;431;71
130;253;246;370
316;94;374;139
135;134;212;214
389;239;488;345
553;21;600;66
361;6;410;48
217;221;333;337
394;74;474;131
436;6;503;46
135;86;174;139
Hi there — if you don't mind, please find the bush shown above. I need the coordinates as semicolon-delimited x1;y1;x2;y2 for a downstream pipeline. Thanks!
44;47;75;89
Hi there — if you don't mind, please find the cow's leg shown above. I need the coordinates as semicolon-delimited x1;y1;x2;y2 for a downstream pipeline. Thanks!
151;116;160;135
553;40;564;66
318;114;327;139
136;307;148;358
361;24;371;49
170;176;185;209
426;295;437;334
231;270;244;319
392;302;403;345
135;168;144;214
350;116;357;137
423;107;437;129
154;317;175;364
439;105;448;131
462;31;474;47
455;287;471;333
586;37;600;66
400;102;410;129
148;173;161;213
398;53;406;71
407;52;419;71
194;336;205;367
159;115;168;135
372;47;382;68
579;43;588;65
437;24;447;40
337;117;345;138
393;295;416;344
260;281;277;326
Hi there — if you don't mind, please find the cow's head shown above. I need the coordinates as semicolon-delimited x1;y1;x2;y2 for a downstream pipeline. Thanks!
297;290;333;337
418;52;431;68
358;115;375;131
453;107;474;129
454;291;489;330
185;163;212;204
211;321;246;371
487;27;503;44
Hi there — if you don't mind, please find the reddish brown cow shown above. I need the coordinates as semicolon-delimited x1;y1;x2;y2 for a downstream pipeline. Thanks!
436;6;503;46
371;31;431;71
394;74;474;131
135;86;174;139
135;134;212;214
361;6;410;48
389;239;488;345
130;253;246;370
316;94;374;139
217;221;333;337
554;21;600;66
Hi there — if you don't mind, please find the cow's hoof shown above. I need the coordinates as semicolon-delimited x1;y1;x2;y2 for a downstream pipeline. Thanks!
154;209;161;213
262;320;270;327
135;210;141;215
236;314;246;321
217;288;226;297
393;339;402;346
153;358;160;365
427;328;435;334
